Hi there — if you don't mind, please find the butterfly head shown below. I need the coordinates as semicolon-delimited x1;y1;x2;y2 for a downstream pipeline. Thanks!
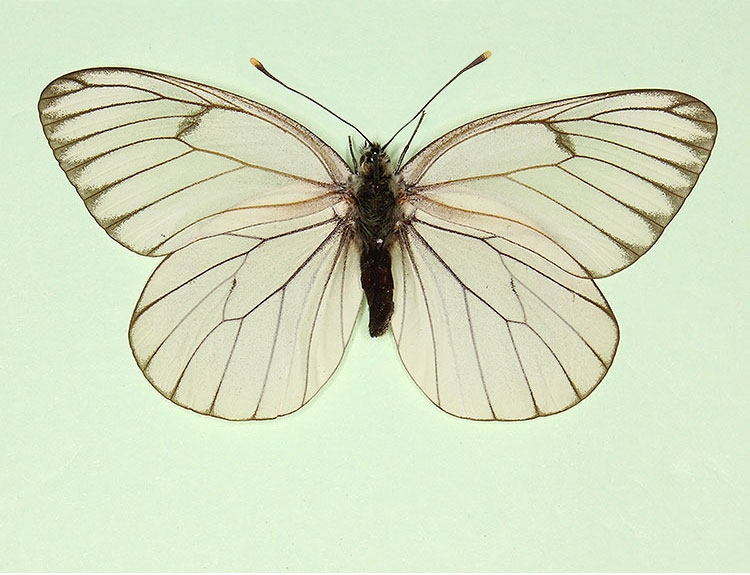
358;143;393;178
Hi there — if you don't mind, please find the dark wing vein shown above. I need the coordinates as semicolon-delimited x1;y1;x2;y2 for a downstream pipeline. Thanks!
412;215;611;314
253;289;286;418
462;289;497;418
399;229;442;406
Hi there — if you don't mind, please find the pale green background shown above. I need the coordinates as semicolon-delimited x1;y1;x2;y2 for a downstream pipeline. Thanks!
1;0;747;571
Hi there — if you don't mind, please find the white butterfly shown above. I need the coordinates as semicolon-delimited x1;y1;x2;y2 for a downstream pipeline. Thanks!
38;53;717;420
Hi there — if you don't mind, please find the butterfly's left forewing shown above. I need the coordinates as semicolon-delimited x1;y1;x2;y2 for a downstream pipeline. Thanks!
39;68;363;419
395;90;716;420
38;68;352;255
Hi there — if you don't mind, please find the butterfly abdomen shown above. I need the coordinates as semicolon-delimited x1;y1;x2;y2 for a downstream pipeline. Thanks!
353;143;402;337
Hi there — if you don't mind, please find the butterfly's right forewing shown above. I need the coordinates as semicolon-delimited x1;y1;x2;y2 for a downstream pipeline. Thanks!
402;90;717;277
38;68;351;255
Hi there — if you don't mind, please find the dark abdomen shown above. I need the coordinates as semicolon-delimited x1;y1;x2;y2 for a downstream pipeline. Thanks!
361;247;394;336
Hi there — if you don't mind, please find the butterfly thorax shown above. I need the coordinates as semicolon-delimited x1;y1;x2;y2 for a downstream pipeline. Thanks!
353;143;402;337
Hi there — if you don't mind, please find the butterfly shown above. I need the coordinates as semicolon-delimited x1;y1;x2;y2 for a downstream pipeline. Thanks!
38;52;717;421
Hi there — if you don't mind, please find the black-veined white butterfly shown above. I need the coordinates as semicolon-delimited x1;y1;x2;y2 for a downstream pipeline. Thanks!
38;52;717;421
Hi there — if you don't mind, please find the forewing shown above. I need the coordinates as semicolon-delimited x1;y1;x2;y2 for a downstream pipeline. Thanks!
392;201;618;420
401;90;717;277
38;67;351;256
129;203;363;420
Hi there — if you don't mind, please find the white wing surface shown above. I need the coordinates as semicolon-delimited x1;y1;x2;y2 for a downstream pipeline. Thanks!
39;68;362;419
392;202;618;420
130;208;362;419
38;67;351;255
401;90;717;277
394;90;716;419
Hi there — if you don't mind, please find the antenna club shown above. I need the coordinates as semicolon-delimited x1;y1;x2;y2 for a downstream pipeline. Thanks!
383;50;493;150
250;58;264;70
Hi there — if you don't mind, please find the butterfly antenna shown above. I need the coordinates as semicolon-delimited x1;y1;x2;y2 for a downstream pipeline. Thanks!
383;51;492;151
347;137;358;173
396;111;425;171
251;58;371;145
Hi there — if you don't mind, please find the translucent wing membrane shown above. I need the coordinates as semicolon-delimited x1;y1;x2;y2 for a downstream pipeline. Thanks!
402;90;717;277
395;90;716;419
39;68;716;421
130;207;362;419
39;68;361;419
393;200;618;420
38;68;351;256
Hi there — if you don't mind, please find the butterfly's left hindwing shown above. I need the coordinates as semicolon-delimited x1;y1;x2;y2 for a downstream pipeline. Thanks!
130;208;362;420
39;68;363;419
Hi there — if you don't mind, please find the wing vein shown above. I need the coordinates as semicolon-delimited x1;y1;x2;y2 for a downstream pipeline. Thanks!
208;317;244;415
587;117;714;151
253;289;286;418
463;289;497;418
506;325;541;417
549;127;704;175
503;174;641;258
302;227;352;402
401;230;442;406
413;216;612;314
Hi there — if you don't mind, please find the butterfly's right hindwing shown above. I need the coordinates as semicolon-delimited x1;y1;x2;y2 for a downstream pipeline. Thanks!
392;200;619;420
